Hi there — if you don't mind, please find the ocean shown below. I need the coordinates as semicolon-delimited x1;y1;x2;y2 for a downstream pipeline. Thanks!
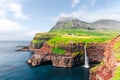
0;41;89;80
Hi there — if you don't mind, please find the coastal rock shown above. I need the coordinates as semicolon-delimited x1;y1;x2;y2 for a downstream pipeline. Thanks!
87;43;106;63
27;59;32;64
27;54;51;66
16;46;31;51
65;43;106;63
90;35;120;80
27;42;106;67
27;54;83;67
51;54;82;67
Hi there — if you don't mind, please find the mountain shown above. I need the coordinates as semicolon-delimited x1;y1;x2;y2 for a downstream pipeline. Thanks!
92;19;120;30
50;17;120;31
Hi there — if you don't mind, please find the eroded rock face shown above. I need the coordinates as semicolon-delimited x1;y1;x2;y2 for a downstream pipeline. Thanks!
27;54;83;67
27;42;106;68
51;54;82;67
87;43;106;63
90;35;120;80
27;43;52;66
27;54;51;66
64;43;106;63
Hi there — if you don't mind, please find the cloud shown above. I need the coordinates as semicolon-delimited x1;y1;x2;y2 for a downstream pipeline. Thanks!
71;0;96;9
56;9;120;22
25;30;39;36
0;10;7;18
55;0;120;22
78;0;97;9
0;0;29;20
8;2;29;19
0;18;39;40
71;0;80;8
90;0;96;7
0;0;36;40
0;18;27;33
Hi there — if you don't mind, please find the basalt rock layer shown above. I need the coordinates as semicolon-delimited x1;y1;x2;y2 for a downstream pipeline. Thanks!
27;42;106;68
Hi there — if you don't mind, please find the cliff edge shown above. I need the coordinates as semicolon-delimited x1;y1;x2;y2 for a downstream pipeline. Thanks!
22;17;120;79
90;35;120;80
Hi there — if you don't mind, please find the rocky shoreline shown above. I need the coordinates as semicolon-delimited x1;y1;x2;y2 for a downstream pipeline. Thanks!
27;53;83;67
25;43;84;67
18;42;106;68
18;36;120;80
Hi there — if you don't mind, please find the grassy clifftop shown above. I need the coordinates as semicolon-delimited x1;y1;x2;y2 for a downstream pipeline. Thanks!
30;18;120;79
31;18;120;55
32;29;119;48
48;29;119;47
110;40;120;80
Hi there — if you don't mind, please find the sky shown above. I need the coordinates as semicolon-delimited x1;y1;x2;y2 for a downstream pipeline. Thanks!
0;0;120;40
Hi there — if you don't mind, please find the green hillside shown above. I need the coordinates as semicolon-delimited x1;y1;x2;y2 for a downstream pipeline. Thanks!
32;18;120;48
51;18;120;31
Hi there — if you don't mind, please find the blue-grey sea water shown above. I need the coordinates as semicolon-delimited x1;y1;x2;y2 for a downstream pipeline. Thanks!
0;41;89;80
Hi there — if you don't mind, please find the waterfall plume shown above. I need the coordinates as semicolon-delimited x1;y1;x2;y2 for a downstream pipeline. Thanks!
84;44;89;68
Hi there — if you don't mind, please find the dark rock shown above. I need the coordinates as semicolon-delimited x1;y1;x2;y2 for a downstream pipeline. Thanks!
27;42;106;68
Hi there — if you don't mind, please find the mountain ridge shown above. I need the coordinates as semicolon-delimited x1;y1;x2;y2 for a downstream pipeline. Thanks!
50;18;120;31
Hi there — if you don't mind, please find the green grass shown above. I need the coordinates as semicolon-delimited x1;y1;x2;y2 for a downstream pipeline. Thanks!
32;29;120;47
34;32;57;39
50;29;119;37
90;62;103;73
48;35;114;47
48;29;119;47
114;41;120;50
48;29;120;79
111;66;120;80
114;53;120;61
52;48;65;55
32;33;57;44
73;51;84;56
106;39;120;80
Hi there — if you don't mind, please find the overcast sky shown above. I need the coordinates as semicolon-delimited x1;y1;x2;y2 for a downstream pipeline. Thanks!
0;0;120;40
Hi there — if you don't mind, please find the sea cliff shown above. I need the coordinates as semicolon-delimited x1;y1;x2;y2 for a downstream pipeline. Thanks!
22;18;120;79
90;35;120;80
25;33;106;68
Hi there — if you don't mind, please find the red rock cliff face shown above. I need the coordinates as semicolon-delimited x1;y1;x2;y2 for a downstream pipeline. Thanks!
62;43;106;63
87;43;106;63
27;42;106;67
90;35;120;80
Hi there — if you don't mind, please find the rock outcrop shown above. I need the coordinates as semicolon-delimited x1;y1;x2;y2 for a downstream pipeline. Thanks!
51;54;82;67
27;43;83;67
29;33;56;49
90;35;120;80
87;43;107;63
27;42;106;68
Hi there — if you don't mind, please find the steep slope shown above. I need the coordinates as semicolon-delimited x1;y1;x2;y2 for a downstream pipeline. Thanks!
93;19;120;30
25;17;120;79
90;35;120;80
50;17;120;31
50;17;91;30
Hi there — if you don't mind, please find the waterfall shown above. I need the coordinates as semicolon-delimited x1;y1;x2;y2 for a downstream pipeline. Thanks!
84;44;89;68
